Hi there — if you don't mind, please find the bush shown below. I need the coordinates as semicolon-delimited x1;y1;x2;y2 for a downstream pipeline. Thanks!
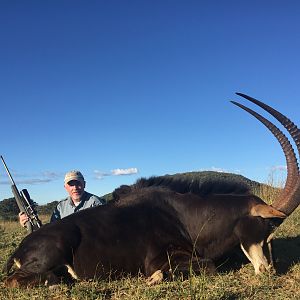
0;198;19;221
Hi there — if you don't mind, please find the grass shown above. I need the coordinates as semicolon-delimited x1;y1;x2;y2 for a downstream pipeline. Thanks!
0;185;299;300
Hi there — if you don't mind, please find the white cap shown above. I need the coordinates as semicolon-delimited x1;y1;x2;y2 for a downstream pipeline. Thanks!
64;170;85;184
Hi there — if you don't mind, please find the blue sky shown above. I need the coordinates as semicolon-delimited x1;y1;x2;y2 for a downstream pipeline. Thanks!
0;1;299;204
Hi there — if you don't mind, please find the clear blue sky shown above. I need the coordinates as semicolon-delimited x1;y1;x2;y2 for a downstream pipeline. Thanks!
0;1;299;204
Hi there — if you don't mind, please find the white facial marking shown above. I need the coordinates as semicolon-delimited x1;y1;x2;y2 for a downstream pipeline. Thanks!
13;258;21;269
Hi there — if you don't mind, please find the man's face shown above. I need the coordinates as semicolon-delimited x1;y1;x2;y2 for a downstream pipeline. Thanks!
64;180;85;202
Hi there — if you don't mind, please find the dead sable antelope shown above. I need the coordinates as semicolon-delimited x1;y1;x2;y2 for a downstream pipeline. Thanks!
111;93;300;275
3;93;300;288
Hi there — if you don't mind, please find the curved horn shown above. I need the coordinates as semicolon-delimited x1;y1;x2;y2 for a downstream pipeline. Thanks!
235;93;300;215
236;93;300;159
231;97;300;215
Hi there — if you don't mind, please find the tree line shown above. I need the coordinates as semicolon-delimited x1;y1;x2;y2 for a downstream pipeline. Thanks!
0;197;59;221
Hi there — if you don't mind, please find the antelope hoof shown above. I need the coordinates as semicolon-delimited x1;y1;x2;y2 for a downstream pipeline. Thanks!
258;264;267;273
146;270;163;285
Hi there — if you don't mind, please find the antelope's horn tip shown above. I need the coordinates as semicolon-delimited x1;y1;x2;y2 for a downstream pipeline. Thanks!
230;100;243;107
236;92;247;97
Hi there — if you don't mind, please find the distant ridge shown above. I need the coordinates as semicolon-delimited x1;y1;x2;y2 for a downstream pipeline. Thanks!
104;171;273;202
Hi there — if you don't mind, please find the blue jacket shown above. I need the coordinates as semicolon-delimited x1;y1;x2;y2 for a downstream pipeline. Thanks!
50;191;106;222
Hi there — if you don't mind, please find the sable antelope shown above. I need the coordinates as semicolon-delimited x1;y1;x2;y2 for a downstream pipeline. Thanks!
3;93;299;287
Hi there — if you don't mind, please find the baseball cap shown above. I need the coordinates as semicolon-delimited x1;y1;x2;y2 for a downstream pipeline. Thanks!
64;170;85;184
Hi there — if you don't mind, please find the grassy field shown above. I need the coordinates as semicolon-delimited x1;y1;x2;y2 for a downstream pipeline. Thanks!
0;201;299;299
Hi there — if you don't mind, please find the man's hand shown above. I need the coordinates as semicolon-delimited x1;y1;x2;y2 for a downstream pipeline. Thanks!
18;212;29;228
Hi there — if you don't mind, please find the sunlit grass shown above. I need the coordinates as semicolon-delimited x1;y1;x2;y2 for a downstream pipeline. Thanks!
0;179;299;300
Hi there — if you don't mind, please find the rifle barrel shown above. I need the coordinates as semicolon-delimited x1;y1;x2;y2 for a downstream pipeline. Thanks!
0;155;16;185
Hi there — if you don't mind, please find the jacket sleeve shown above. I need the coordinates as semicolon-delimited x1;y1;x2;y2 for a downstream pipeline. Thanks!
50;205;61;222
93;196;106;206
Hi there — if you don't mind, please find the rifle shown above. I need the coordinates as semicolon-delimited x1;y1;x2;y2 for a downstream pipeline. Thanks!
1;155;42;233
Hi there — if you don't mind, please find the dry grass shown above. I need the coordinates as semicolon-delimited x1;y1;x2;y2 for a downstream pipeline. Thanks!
0;184;299;300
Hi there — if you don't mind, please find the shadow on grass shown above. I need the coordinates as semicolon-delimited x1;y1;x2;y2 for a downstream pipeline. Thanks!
273;236;300;274
215;236;300;275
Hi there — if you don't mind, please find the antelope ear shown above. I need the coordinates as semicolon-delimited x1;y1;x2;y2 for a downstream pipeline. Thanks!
251;204;286;219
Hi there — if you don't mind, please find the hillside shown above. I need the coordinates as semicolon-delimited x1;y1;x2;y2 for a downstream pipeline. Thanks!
99;171;277;201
